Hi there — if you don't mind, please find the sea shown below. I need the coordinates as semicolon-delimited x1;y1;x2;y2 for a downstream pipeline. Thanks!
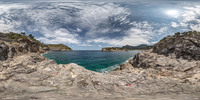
43;50;140;73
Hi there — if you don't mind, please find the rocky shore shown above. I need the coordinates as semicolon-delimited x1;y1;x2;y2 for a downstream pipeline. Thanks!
1;31;200;99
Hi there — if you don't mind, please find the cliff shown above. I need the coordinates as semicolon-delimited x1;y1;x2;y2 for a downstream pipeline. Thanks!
0;32;72;61
0;32;45;61
152;31;200;60
116;31;200;88
102;44;152;51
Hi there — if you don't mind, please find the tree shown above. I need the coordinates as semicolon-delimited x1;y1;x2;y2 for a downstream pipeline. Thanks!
29;34;34;39
21;32;26;36
175;32;180;36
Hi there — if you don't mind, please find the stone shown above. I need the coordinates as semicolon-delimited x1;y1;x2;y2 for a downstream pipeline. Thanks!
0;42;9;61
152;35;200;61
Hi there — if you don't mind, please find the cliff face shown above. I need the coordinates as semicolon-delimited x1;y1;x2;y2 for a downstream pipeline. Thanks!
153;31;200;60
0;32;72;61
122;31;200;85
130;31;200;67
0;37;42;61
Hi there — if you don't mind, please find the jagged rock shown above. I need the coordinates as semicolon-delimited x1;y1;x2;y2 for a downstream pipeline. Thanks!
153;34;200;60
0;42;9;61
42;47;50;51
1;53;199;97
8;47;16;58
130;50;200;71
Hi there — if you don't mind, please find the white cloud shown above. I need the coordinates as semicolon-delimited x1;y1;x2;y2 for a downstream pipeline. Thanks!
0;24;13;32
87;21;167;46
171;22;179;28
78;3;130;36
0;3;28;14
38;28;80;44
175;5;200;31
190;24;200;31
0;2;132;45
0;3;28;33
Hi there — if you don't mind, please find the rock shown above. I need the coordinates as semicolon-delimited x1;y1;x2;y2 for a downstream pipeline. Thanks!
153;33;200;60
27;86;58;93
13;66;37;74
8;47;16;58
42;47;50;51
0;42;9;61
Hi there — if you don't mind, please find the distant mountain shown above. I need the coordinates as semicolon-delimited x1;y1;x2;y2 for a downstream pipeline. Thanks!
122;44;152;50
102;44;153;51
46;44;72;51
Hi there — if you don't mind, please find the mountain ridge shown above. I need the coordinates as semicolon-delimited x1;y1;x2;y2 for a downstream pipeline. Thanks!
102;44;153;51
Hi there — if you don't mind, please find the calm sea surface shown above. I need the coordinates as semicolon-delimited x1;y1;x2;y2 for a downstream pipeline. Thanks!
43;50;140;73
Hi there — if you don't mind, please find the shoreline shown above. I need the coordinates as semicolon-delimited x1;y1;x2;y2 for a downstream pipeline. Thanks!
40;50;139;73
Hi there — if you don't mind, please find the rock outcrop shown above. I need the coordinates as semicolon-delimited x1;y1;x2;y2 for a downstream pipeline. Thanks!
0;42;9;61
128;50;200;81
0;32;72;61
0;39;42;61
46;44;72;51
114;31;200;97
153;31;200;60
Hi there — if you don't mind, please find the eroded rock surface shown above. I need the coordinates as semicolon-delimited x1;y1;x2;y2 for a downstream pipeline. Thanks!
152;33;200;60
0;52;200;98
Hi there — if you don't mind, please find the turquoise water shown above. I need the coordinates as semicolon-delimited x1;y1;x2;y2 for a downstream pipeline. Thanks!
43;50;140;73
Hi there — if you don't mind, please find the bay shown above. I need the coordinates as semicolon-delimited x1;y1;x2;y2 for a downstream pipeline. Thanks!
43;50;140;73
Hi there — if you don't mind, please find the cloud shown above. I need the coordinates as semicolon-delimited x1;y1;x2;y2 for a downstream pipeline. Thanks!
87;21;167;46
2;1;199;49
0;3;28;32
77;3;131;37
0;2;132;46
171;22;179;28
0;24;13;32
175;4;200;31
38;28;80;44
0;3;28;14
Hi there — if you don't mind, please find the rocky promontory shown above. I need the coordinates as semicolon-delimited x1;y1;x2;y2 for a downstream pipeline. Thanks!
45;44;72;51
1;31;200;99
117;31;200;89
0;32;72;60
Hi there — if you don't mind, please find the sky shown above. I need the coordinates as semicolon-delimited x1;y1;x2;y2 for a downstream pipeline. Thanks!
0;0;200;50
